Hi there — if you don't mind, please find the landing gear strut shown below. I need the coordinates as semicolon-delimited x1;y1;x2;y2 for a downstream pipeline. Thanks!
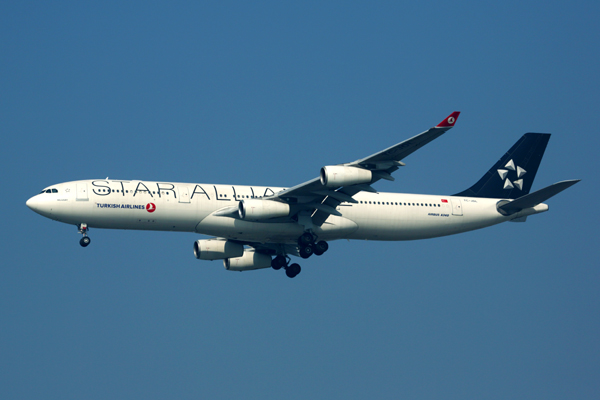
78;223;91;247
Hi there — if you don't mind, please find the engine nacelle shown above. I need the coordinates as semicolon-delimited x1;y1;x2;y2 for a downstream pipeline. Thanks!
320;165;372;188
238;199;290;220
194;239;244;260
224;250;272;271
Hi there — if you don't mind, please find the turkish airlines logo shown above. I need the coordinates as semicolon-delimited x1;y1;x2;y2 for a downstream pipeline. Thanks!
447;116;455;125
146;203;156;213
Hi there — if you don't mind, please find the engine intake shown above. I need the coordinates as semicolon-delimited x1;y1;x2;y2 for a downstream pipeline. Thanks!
224;250;272;271
238;199;290;220
320;165;372;188
194;239;244;260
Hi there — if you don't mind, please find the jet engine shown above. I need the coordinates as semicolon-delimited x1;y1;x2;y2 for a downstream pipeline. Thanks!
224;249;272;271
194;239;244;260
320;165;372;188
238;199;290;220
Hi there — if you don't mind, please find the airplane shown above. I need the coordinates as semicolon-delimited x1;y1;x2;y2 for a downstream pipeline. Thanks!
26;112;579;278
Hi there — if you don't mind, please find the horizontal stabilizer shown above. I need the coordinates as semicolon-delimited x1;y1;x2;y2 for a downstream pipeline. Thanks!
498;179;580;215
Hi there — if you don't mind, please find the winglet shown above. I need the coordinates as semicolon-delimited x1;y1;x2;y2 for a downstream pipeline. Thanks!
436;111;461;128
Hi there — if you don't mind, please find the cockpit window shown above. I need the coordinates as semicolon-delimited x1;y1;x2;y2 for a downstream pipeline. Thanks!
40;188;58;194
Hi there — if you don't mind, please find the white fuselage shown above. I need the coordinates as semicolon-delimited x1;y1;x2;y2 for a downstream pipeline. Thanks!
26;179;549;244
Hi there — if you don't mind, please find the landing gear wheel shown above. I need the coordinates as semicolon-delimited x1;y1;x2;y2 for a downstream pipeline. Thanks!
299;245;313;259
285;263;301;278
80;236;91;247
271;255;287;270
298;232;314;246
313;241;329;256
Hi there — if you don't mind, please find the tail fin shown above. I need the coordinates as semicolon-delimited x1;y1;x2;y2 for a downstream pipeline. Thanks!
454;133;550;199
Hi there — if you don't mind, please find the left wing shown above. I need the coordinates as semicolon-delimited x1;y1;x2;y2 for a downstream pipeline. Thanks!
270;112;461;225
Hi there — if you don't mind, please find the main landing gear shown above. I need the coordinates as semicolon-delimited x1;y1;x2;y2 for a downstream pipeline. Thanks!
271;255;302;278
78;223;91;247
271;233;329;278
298;232;329;258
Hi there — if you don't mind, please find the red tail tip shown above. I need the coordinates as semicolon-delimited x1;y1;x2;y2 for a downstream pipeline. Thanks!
436;111;461;127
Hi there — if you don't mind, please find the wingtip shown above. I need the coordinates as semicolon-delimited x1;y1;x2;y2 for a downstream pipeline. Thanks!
436;111;461;128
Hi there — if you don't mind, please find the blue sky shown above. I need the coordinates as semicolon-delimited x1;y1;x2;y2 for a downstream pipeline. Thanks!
1;1;598;399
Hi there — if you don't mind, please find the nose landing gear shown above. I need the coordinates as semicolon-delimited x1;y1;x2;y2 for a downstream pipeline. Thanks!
78;223;91;247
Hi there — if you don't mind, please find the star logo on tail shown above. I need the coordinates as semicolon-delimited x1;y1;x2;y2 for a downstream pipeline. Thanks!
498;159;526;190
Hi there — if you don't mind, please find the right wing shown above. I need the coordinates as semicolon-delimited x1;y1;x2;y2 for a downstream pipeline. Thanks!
270;112;461;225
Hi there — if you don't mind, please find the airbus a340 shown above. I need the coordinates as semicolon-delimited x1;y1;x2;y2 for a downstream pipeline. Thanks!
26;112;579;278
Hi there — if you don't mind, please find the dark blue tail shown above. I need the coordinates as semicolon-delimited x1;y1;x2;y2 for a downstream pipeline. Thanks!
454;133;550;199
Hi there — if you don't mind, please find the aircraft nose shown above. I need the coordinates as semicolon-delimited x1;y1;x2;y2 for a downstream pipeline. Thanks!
26;195;47;215
26;196;37;210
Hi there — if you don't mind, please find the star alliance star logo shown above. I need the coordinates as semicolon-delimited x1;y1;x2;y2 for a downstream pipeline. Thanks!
498;159;526;190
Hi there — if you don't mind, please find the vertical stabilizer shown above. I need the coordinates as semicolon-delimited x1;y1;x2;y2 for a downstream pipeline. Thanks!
454;133;550;199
